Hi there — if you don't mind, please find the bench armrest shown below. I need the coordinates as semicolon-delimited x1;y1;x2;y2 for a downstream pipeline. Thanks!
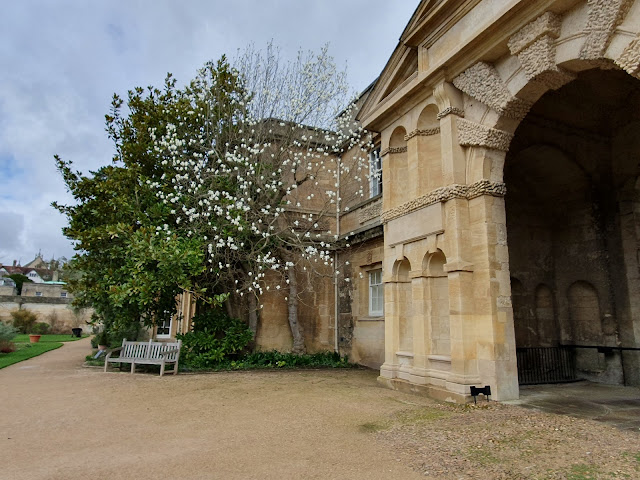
160;348;180;357
105;347;123;361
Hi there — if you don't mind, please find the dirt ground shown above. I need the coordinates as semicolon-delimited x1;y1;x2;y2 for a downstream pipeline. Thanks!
1;338;638;480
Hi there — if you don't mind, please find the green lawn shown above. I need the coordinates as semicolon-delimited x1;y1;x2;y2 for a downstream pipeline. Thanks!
0;334;86;369
0;342;63;369
12;334;87;343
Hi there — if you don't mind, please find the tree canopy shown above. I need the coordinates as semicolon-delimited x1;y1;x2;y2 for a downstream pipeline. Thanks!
54;47;371;349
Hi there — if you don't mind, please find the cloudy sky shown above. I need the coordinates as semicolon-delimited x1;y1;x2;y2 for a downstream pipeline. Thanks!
0;1;417;266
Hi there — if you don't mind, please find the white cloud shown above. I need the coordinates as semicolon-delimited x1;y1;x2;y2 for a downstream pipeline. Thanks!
0;0;417;264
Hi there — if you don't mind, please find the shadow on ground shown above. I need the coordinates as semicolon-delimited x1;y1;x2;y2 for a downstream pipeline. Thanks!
506;381;640;432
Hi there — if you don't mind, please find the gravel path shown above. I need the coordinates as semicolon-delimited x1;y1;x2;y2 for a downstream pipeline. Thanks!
1;338;638;479
0;338;425;480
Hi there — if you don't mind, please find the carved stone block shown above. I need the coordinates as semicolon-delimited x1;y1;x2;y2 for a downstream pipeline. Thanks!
580;0;634;60
457;119;514;152
453;62;531;120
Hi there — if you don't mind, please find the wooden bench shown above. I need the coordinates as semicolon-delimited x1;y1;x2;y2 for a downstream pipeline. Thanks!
104;339;181;376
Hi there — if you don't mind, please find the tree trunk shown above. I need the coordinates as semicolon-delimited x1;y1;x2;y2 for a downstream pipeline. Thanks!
248;292;258;340
286;263;306;354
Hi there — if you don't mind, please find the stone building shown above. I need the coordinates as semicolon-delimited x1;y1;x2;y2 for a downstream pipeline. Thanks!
348;0;640;402
165;0;640;403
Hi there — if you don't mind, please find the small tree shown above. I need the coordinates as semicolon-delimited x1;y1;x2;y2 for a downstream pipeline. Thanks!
0;322;19;353
53;60;244;334
6;274;31;295
10;309;38;334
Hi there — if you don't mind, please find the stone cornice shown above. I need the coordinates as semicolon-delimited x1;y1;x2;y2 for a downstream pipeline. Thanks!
358;200;382;224
404;128;441;141
381;180;507;223
388;146;408;154
437;107;464;120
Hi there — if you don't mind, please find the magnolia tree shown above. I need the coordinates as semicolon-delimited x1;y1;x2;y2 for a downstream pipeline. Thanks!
53;65;242;333
152;45;373;352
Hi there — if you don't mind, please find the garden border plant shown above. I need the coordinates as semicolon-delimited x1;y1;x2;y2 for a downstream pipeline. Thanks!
176;308;356;372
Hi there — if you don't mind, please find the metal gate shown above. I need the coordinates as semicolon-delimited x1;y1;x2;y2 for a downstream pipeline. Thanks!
516;347;577;385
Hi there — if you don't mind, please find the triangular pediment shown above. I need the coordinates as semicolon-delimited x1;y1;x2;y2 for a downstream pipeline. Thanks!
379;48;419;101
358;0;472;126
358;0;437;124
400;0;439;43
358;43;418;124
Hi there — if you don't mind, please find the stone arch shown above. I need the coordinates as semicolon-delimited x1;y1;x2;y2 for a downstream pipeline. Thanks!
415;104;443;192
392;258;413;353
422;248;446;276
389;126;407;148
568;281;602;344
417;104;439;130
454;4;640;184
502;66;640;385
388;126;409;208
392;257;411;282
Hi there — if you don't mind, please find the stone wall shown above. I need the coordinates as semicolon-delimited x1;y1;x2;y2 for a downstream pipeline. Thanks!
336;233;385;369
0;295;93;333
255;265;334;354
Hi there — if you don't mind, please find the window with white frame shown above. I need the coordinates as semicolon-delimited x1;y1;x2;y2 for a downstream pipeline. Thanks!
35;291;43;297
156;316;172;338
369;147;382;198
60;292;68;298
368;269;384;316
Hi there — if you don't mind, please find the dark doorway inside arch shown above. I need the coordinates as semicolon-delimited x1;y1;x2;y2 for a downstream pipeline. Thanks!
505;68;640;386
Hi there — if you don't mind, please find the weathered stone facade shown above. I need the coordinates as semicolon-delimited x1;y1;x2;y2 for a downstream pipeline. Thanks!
174;0;640;403
355;0;640;402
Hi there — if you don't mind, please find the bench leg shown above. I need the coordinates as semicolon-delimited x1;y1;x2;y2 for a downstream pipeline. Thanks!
160;361;165;377
104;360;108;373
131;362;135;374
174;359;179;375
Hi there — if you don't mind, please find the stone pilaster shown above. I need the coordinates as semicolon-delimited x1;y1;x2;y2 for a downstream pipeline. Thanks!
467;194;519;401
379;279;400;379
434;81;466;185
411;275;429;378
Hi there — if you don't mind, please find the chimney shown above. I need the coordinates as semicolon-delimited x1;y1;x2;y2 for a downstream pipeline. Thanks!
53;271;59;282
12;260;16;267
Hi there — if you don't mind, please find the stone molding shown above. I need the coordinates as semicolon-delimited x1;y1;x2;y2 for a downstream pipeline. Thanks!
616;34;640;76
508;12;575;91
381;180;507;223
436;107;465;120
457;118;514;151
358;200;382;224
388;146;408;154
580;0;634;60
452;62;531;120
404;128;440;141
380;147;390;157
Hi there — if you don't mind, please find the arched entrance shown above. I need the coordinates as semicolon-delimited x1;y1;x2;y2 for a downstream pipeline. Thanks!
505;68;640;385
